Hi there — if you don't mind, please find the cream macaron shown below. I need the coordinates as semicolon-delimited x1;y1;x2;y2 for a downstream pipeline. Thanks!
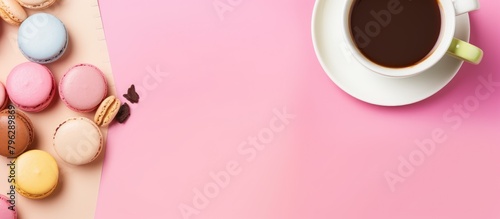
53;117;104;165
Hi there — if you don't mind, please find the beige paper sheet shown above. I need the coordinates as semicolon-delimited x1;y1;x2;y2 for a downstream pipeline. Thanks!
0;0;114;218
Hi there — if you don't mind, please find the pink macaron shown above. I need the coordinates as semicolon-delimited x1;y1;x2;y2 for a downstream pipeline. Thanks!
59;64;108;112
0;82;9;111
6;62;56;112
0;194;17;219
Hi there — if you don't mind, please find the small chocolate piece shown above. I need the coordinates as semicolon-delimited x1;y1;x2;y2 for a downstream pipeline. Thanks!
115;103;130;124
123;84;139;103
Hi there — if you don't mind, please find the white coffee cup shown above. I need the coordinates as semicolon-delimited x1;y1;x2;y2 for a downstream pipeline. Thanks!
342;0;483;77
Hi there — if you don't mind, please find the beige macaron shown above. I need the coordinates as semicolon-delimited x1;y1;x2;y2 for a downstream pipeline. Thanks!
94;96;121;127
16;0;56;9
0;0;27;25
53;117;104;165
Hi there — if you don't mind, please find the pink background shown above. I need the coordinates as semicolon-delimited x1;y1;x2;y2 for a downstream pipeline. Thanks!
96;0;500;218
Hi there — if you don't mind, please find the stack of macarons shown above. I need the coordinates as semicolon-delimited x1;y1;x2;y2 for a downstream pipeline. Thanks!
0;0;125;208
5;62;113;113
53;64;122;165
0;63;120;199
0;2;64;202
0;64;116;200
1;61;117;162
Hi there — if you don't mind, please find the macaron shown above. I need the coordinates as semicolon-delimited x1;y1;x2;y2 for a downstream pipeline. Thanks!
0;108;34;158
0;82;9;111
53;117;104;165
0;195;17;219
18;13;68;64
15;150;59;199
59;64;108;112
94;96;121;127
0;0;27;25
16;0;56;9
6;62;56;112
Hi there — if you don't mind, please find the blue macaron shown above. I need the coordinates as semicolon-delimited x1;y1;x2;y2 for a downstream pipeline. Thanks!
18;13;68;64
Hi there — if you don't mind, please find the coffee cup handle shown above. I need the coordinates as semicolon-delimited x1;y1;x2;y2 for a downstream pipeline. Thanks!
447;38;483;64
453;0;480;15
448;0;482;64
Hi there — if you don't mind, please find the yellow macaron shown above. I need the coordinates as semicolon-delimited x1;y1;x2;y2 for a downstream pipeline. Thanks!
15;150;59;199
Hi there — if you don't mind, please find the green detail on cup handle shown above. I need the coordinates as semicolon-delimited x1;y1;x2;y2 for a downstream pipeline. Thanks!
447;38;483;64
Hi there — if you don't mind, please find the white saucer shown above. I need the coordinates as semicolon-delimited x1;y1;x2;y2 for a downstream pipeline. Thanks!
312;0;470;106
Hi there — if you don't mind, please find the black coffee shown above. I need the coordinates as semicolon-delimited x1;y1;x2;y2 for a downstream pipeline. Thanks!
349;0;441;68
